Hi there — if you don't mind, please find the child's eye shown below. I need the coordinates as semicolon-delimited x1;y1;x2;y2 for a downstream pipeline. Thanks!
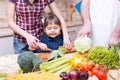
54;26;59;30
47;27;52;30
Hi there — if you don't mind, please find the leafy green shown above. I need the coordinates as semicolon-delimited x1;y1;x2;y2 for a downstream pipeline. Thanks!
74;37;92;53
58;46;67;53
87;46;119;69
58;46;76;53
47;50;64;61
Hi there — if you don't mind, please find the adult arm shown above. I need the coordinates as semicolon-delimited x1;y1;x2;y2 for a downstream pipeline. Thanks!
7;1;39;48
48;2;72;49
107;17;120;47
77;0;92;37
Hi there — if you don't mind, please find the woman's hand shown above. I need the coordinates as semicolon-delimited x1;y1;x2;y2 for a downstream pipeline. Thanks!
77;24;92;38
106;33;119;48
107;17;120;48
25;34;39;49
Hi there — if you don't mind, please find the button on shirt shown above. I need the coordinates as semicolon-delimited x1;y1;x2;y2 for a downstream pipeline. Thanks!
9;0;54;42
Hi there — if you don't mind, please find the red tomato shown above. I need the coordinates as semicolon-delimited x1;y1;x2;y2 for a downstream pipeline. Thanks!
42;55;48;60
91;68;99;76
79;65;86;72
94;64;100;69
67;48;72;51
97;71;107;80
101;65;109;74
86;61;95;71
88;71;93;77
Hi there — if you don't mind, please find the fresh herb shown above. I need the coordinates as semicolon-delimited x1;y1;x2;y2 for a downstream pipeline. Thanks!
87;46;119;69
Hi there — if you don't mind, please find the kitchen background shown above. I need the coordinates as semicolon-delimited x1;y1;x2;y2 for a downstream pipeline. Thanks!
0;0;83;55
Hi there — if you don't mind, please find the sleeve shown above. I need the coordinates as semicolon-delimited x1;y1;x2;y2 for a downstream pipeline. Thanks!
9;0;15;3
47;0;55;4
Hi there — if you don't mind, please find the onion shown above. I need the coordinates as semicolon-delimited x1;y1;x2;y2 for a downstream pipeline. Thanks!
68;70;78;80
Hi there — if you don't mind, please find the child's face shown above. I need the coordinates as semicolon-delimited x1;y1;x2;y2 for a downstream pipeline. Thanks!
44;21;61;38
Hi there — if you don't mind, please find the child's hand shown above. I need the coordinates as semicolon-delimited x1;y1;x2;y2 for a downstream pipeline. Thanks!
38;42;48;51
28;46;36;51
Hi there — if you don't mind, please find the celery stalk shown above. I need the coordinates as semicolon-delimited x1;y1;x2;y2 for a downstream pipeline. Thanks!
48;62;70;73
40;57;69;70
45;58;70;70
55;64;72;75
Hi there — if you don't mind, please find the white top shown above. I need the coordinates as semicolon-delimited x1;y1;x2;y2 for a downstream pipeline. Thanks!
90;0;120;46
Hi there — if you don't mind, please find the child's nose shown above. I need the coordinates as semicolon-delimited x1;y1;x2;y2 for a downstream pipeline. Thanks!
51;29;55;32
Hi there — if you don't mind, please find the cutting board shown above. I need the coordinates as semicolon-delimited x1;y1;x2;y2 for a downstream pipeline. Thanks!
35;53;50;57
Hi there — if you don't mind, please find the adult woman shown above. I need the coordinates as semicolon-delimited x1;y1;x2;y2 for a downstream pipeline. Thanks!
7;0;72;53
77;0;120;47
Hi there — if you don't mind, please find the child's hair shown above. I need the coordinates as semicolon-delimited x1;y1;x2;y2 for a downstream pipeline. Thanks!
44;13;61;28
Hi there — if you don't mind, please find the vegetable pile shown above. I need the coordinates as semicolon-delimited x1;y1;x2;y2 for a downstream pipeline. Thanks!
87;46;119;69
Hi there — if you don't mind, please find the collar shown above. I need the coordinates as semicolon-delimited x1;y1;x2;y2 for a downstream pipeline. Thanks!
46;34;63;42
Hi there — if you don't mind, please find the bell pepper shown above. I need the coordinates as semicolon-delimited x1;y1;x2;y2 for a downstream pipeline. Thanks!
70;54;86;67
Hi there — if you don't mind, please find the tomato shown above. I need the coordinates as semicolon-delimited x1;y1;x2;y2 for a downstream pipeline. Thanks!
66;48;72;51
78;65;86;72
91;68;99;76
42;55;48;60
71;64;86;74
92;68;107;80
94;64;100;69
97;71;107;80
101;65;109;74
88;71;93;77
86;61;95;71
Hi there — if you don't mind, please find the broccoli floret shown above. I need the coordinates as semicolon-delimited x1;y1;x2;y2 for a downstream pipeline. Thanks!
17;51;45;73
32;57;45;71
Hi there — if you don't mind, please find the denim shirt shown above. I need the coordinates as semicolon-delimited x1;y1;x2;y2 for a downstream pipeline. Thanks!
34;34;63;53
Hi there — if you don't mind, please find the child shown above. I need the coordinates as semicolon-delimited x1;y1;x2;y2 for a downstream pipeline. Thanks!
29;13;63;52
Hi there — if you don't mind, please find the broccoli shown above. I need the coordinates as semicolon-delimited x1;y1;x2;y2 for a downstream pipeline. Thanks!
17;51;45;73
